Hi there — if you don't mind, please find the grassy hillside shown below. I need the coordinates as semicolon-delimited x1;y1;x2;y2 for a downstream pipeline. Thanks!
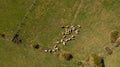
0;0;120;67
0;39;78;67
0;0;33;39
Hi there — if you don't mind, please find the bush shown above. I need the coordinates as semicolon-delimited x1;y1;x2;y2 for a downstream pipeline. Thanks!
60;52;73;61
0;33;5;38
33;44;40;49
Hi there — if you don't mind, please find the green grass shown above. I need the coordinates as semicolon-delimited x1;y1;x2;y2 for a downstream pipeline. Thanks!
0;39;78;67
0;0;120;67
0;0;33;39
105;49;120;67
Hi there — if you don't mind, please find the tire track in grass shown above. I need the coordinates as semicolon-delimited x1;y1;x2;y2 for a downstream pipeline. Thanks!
38;0;83;51
20;0;81;47
19;0;64;46
13;1;85;66
47;0;82;47
11;0;37;41
22;0;57;46
25;0;82;50
71;0;83;23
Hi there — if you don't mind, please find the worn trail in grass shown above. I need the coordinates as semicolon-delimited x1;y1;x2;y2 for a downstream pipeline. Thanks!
0;0;33;40
0;0;120;67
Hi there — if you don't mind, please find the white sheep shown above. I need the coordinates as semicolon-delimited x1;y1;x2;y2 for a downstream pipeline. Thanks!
77;25;81;28
55;47;59;50
60;39;64;43
44;49;48;52
63;42;66;46
75;29;79;34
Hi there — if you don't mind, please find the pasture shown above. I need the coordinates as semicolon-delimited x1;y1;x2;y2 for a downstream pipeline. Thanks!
0;0;120;67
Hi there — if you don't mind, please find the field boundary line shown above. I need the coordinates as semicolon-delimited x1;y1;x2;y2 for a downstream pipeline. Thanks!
11;0;37;40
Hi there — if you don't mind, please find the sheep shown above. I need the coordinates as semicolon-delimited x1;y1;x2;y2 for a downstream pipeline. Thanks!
68;29;72;33
63;42;66;46
68;38;71;41
72;27;76;31
77;25;81;28
48;49;52;53
70;25;74;28
63;36;66;38
65;30;71;35
54;45;57;48
71;35;75;38
65;25;69;28
71;35;75;40
65;32;69;35
65;39;69;42
56;41;60;44
75;29;79;34
52;49;56;52
55;47;59;50
60;39;64;43
44;49;48;53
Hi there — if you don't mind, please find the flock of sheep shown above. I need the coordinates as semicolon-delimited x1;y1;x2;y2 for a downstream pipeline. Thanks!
43;25;81;53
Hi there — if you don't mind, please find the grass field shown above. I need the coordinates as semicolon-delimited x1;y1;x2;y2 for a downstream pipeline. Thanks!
0;0;120;67
0;0;33;39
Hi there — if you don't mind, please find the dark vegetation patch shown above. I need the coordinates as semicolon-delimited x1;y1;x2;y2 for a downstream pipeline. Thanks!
101;59;105;67
60;52;73;61
12;33;22;44
33;44;40;49
0;33;5;38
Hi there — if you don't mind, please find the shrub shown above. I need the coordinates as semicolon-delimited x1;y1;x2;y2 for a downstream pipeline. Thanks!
60;52;73;61
33;44;40;49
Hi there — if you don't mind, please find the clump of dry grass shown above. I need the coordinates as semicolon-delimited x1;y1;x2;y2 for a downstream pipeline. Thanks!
86;54;105;67
114;37;120;47
110;30;119;44
104;47;113;55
